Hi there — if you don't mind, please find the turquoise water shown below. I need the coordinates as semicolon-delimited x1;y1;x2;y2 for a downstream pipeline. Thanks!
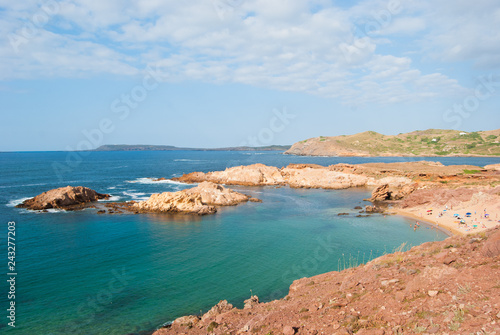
1;151;498;334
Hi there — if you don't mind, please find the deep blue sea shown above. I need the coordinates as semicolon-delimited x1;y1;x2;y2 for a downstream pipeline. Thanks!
1;151;499;334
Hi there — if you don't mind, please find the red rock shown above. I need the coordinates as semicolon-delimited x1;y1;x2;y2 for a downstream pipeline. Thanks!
200;300;233;323
283;325;297;335
243;295;259;309
481;230;500;257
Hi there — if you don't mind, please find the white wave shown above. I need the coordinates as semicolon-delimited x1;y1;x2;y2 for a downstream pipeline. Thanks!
123;191;149;201
6;197;31;207
125;177;190;185
108;186;116;190
99;195;121;202
44;208;65;213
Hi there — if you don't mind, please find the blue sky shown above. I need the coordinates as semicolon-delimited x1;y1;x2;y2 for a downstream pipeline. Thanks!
1;0;499;151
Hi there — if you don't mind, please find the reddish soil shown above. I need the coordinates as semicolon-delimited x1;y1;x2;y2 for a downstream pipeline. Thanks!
154;228;500;335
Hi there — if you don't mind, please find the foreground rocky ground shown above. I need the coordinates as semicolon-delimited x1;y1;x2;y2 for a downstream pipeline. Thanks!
155;227;500;335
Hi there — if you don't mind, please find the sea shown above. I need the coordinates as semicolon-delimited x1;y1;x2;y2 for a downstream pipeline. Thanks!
1;151;499;334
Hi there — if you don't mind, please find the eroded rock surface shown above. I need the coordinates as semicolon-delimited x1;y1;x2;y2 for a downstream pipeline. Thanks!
174;163;285;186
132;182;252;215
16;186;110;210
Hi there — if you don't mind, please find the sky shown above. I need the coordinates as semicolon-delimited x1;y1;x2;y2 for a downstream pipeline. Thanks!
1;0;499;151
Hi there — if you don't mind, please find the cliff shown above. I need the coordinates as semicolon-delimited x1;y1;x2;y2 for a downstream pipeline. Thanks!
154;227;500;335
285;129;500;157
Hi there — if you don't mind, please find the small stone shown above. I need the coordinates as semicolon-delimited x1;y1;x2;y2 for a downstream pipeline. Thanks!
428;290;439;297
428;325;440;333
283;325;297;335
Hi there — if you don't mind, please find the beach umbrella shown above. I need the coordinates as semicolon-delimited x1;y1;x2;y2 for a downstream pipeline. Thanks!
453;214;459;217
427;210;432;212
460;220;465;224
466;212;471;215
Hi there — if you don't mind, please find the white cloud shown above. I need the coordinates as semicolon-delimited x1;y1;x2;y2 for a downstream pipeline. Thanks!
1;0;496;105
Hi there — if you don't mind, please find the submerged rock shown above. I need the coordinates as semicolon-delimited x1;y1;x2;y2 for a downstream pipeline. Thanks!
16;186;110;210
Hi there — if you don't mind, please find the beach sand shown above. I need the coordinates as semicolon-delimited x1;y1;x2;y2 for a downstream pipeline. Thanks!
395;198;500;236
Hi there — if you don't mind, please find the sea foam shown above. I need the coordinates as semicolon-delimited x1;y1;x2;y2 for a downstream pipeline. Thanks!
6;197;32;207
125;177;190;185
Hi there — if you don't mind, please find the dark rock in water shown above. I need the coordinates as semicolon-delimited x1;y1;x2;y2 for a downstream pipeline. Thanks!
354;206;362;209
337;213;349;216
356;214;371;217
365;205;384;213
97;210;106;214
16;186;110;211
249;198;263;203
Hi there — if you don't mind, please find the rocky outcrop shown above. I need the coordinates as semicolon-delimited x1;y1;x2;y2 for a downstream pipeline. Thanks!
155;227;500;335
369;183;416;202
174;164;285;186
243;295;259;309
133;191;217;215
484;163;500;171
370;184;391;201
16;186;110;210
184;182;250;206
200;300;234;323
174;164;375;190
281;165;371;189
391;183;416;200
364;205;385;213
132;182;253;215
481;229;500;258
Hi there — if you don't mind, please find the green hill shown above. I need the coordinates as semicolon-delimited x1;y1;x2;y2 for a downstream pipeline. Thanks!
285;129;500;157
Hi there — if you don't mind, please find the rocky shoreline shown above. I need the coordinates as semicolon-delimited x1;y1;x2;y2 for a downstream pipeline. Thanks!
17;182;257;215
14;161;500;334
17;162;500;234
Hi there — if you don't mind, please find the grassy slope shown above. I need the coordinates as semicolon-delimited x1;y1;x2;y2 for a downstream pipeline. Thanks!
289;129;500;156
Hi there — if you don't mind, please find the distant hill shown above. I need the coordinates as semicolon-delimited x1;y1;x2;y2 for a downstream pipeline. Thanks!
93;144;291;152
285;129;500;157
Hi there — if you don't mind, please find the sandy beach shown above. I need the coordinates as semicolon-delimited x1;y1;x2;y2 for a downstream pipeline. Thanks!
396;194;500;236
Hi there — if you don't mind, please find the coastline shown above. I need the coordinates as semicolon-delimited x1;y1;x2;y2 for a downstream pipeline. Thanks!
284;152;500;158
393;208;457;236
